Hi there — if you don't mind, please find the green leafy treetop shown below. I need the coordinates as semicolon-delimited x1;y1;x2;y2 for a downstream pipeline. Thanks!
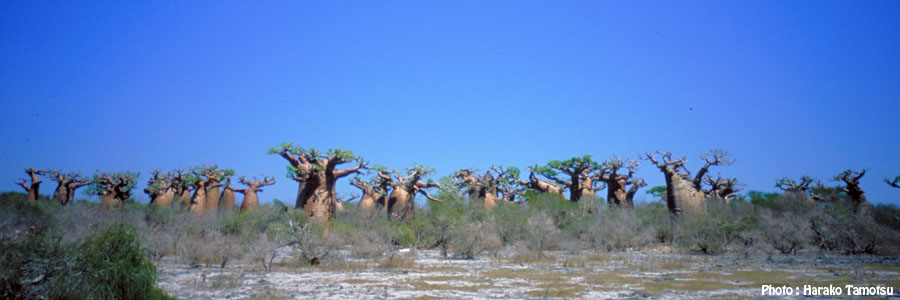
537;154;604;202
88;170;140;209
269;143;367;222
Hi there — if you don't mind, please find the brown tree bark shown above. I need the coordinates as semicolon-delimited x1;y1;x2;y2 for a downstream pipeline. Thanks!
835;169;868;213
596;157;644;209
236;176;275;212
219;178;236;212
47;170;89;206
93;171;138;210
145;169;175;207
644;150;733;215
515;168;566;200
351;176;388;217
385;167;441;221
16;168;44;202
271;144;365;222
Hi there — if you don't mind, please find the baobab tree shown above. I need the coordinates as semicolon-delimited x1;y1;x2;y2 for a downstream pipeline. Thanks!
350;173;390;217
15;168;45;202
235;176;275;212
89;171;139;209
596;156;646;209
704;175;742;203
219;177;237;212
537;155;605;202
644;149;734;215
45;170;90;205
514;165;566;199
184;166;233;216
491;166;526;203
168;168;193;208
268;143;366;222
834;169;868;213
886;175;900;189
775;176;818;202
451;166;519;209
383;166;442;221
145;169;176;207
203;167;234;212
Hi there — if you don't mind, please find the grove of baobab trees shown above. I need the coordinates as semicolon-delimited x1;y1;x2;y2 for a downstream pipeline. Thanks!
13;145;897;223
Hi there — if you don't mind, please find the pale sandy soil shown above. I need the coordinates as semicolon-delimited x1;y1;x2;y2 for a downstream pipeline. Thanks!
156;247;900;299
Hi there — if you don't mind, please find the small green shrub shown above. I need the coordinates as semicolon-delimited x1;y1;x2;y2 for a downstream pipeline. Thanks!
50;224;172;299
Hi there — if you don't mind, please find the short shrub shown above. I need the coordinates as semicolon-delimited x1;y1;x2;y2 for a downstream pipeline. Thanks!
49;224;172;299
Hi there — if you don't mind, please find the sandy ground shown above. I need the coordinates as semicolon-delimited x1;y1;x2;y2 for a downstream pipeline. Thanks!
156;247;900;299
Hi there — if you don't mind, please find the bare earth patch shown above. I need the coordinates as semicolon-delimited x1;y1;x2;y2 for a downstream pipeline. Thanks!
156;247;900;299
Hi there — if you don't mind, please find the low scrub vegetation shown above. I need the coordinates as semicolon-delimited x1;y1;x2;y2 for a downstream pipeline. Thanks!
3;181;900;298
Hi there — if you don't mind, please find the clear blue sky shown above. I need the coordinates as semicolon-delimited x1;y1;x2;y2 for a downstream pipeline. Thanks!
2;1;899;205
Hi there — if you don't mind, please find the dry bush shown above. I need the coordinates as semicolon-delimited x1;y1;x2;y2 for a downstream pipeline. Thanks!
524;213;561;253
449;220;502;259
585;208;654;251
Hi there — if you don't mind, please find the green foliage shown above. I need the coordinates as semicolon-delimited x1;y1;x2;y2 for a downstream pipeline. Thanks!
746;190;781;209
646;186;667;201
1;223;172;300
87;171;140;196
269;143;366;179
51;224;171;299
676;200;761;255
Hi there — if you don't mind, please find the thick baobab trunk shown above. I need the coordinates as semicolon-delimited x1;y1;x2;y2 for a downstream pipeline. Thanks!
351;178;381;217
304;175;335;222
236;176;275;213
239;191;259;212
155;190;175;207
220;187;236;212
189;182;208;216
179;190;192;207
17;168;44;202
597;158;644;209
101;194;120;209
665;173;705;215
645;150;733;215
53;183;68;205
206;185;220;212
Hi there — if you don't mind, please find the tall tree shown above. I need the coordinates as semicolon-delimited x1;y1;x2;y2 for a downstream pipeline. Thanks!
704;175;742;203
834;169;868;213
219;177;237;212
350;172;391;217
537;155;605;202
144;169;176;207
514;165;566;199
15;168;45;202
183;166;233;216
384;166;442;221
644;149;733;215
596;156;645;209
168;168;193;208
268;143;366;222
45;170;90;206
235;176;275;212
775;176;818;202
89;171;139;209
